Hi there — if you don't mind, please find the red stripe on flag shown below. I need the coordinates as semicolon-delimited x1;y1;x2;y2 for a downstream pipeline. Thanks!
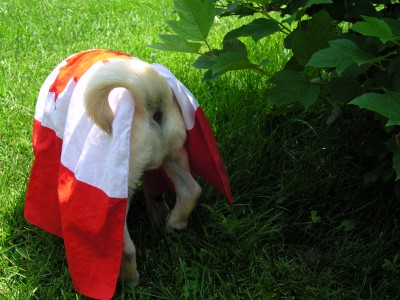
186;108;233;203
25;120;127;299
58;165;127;299
49;49;132;100
25;120;64;237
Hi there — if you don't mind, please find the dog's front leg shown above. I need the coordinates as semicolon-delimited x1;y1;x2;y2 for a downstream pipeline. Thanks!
163;147;202;236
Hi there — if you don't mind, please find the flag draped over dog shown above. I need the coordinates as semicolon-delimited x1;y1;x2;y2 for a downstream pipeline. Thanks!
24;49;232;299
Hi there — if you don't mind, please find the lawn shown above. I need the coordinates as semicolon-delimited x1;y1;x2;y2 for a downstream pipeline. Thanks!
1;0;399;299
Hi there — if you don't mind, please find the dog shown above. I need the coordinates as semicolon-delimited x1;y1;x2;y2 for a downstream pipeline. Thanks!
84;57;202;285
25;49;231;298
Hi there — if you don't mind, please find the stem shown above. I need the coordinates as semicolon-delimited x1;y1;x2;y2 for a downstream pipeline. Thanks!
264;11;292;35
279;23;292;35
251;67;268;75
392;40;400;47
205;40;213;54
371;61;385;72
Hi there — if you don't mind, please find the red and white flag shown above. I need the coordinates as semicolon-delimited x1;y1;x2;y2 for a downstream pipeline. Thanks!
24;49;232;299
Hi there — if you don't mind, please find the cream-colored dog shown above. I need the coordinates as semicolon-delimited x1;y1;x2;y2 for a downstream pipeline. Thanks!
84;60;201;285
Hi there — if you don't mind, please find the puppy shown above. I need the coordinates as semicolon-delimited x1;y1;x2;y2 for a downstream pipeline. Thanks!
84;59;202;285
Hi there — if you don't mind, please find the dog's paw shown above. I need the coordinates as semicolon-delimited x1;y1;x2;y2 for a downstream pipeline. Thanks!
165;208;191;237
119;270;140;289
166;219;188;237
120;269;140;287
119;252;140;286
128;270;140;287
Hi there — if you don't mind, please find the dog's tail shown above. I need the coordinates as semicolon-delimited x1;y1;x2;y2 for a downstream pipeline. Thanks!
84;59;168;135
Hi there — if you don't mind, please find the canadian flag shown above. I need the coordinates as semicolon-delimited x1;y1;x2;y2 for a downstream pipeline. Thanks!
24;49;232;299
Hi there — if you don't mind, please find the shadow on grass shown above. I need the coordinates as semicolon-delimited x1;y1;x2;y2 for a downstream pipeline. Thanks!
0;190;77;299
2;83;400;299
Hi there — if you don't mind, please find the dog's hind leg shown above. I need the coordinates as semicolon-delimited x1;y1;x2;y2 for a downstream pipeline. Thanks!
143;174;171;225
119;207;140;286
163;147;202;236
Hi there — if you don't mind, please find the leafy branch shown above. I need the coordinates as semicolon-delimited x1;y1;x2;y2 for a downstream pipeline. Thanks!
149;0;400;185
149;0;284;79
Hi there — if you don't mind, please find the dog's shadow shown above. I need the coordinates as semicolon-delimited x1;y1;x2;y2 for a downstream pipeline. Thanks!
126;186;175;245
119;188;180;292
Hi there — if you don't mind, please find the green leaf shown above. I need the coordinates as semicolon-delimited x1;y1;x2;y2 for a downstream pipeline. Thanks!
384;18;400;41
394;152;400;181
386;139;400;181
351;16;393;43
363;160;393;183
223;18;281;43
268;70;320;109
284;0;333;24
210;52;258;76
167;0;215;42
349;91;400;126
310;210;321;223
149;35;201;53
254;0;269;5
202;69;222;81
341;219;356;232
192;54;216;69
223;39;247;54
289;10;338;66
216;2;239;15
304;0;333;8
289;0;333;11
192;49;223;69
324;77;363;105
259;59;269;66
307;39;374;74
195;51;258;81
157;34;188;44
306;39;355;73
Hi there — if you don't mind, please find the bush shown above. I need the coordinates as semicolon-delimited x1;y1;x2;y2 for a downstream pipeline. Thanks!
150;0;400;189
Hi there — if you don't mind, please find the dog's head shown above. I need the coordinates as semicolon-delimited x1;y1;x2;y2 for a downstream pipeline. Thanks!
130;63;187;170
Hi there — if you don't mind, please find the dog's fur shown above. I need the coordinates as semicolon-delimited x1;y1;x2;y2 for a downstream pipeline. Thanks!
84;60;201;285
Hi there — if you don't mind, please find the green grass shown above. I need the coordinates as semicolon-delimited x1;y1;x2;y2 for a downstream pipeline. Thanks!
1;0;400;299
